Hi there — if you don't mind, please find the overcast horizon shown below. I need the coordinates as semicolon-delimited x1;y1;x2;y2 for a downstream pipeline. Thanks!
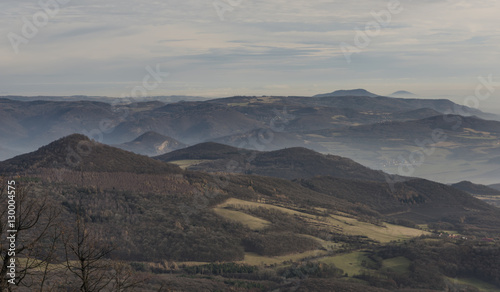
1;0;500;112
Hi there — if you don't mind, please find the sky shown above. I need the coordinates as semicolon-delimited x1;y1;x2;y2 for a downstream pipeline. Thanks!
1;0;500;112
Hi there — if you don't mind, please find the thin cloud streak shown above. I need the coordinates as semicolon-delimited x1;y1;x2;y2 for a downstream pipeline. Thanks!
0;0;499;104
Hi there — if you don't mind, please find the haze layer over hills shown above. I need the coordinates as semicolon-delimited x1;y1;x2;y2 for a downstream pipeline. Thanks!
1;89;499;185
1;89;500;289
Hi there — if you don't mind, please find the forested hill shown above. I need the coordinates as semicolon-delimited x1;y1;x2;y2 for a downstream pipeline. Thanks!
0;134;182;174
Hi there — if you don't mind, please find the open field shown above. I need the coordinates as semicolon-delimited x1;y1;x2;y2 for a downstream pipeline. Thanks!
210;198;431;273
474;195;500;207
216;198;429;244
382;256;410;274
299;234;341;250
445;277;500;292
227;102;250;106
239;250;328;266
318;251;371;276
168;159;209;169
213;208;270;230
217;198;312;216
328;215;430;243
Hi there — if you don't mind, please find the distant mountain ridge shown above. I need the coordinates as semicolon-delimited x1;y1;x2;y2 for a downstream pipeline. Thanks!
389;108;442;120
155;141;254;161
298;176;497;225
0;93;492;152
318;114;500;142
156;142;401;182
1;92;498;185
1;95;210;104
313;89;379;98
452;181;500;196
390;90;417;97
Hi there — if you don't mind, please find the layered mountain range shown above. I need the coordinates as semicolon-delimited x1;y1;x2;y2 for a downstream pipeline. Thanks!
1;128;500;290
1;134;498;231
1;89;499;185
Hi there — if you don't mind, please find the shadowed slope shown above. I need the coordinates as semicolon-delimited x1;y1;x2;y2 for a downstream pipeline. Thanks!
0;134;182;174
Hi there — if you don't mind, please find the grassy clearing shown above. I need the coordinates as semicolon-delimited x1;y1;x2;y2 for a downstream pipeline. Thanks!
331;115;346;120
318;251;370;276
443;230;459;234
168;160;209;169
213;198;430;272
328;215;429;243
217;198;429;243
306;134;327;139
16;257;65;273
218;198;310;217
239;250;328;266
445;277;500;292
298;234;340;251
474;195;500;207
382;257;410;274
213;208;270;230
227;102;250;106
417;224;429;231
253;97;280;103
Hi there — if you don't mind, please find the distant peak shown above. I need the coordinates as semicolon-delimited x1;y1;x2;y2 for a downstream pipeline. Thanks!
182;142;242;152
132;131;168;142
314;89;378;98
390;90;416;97
454;180;474;186
270;147;319;155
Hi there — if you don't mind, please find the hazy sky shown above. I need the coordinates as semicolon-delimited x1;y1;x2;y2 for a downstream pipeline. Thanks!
1;0;499;111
